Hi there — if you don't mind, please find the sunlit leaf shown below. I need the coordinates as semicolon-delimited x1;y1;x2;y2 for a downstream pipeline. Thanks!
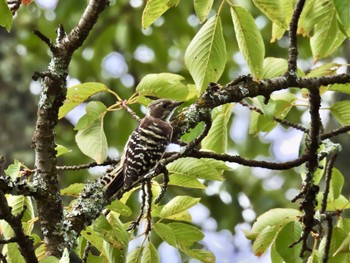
252;0;288;29
306;63;342;77
142;0;180;28
167;157;227;181
75;103;108;164
329;83;350;95
75;101;107;130
310;8;346;61
185;15;226;94
275;222;303;263
270;0;296;42
5;159;21;180
126;247;143;263
298;0;329;37
262;57;288;78
330;168;344;200
140;242;160;263
160;196;200;218
153;222;177;247
59;82;108;119
169;173;205;189
231;6;265;79
169;222;204;246
330;100;350;127
0;0;13;32
106;199;132;216
55;144;72;157
60;183;84;197
202;103;233;153
178;245;215;263
244;208;302;240
136;73;192;101
252;225;279;257
333;0;350;37
194;0;214;23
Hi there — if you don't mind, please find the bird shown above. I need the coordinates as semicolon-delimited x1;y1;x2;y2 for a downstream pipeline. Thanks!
103;99;183;199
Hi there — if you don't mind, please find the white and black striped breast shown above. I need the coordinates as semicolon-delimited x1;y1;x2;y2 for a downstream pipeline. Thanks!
123;116;173;188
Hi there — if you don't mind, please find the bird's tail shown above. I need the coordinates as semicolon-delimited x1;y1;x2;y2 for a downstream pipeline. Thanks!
102;165;124;199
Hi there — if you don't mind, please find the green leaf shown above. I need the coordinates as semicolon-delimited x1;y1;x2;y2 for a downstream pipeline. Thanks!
319;227;348;263
2;243;25;263
329;83;350;95
40;256;59;263
330;168;344;200
185;16;227;94
194;0;214;23
153;223;177;247
178;245;215;263
334;233;350;255
126;247;143;263
140;242;160;263
55;144;72;157
60;183;84;197
81;227;106;256
270;0;296;42
168;222;204;246
306;63;342;77
244;208;302;240
330;100;350;126
92;215;129;250
136;73;191;101
333;0;350;36
167;157;227;181
58;82;108;119
75;106;108;164
298;0;329;37
310;7;346;61
275;222;303;263
106;199;132;216
270;241;284;263
169;173;205;189
75;101;107;130
5;159;21;180
160;196;200;218
0;0;13;32
262;57;288;78
252;225;279;257
201;103;233;153
142;0;180;28
231;6;265;80
252;0;288;29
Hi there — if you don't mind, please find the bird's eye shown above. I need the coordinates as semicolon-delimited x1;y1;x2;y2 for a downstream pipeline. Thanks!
162;103;167;108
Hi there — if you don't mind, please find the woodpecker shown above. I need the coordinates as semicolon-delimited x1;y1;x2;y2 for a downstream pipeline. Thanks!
104;99;183;198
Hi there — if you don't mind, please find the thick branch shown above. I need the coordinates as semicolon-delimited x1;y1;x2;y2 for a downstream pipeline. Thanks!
31;0;109;256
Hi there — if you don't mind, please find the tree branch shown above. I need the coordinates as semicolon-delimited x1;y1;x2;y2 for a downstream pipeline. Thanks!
31;0;109;256
0;191;37;263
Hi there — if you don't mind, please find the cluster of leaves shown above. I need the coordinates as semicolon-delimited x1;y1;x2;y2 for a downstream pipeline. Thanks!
2;0;350;262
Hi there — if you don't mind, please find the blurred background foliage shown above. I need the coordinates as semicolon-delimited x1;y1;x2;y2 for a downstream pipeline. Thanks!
1;0;350;260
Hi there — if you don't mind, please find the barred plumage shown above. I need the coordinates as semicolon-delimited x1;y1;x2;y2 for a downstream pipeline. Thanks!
104;99;182;198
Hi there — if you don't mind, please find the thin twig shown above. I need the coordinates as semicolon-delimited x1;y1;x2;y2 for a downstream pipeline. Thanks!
81;242;91;263
321;125;350;140
56;158;119;171
322;214;333;263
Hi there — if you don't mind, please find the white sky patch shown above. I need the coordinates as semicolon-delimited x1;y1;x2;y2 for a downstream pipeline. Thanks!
102;52;128;78
129;0;143;8
35;0;58;9
134;45;155;63
30;80;41;95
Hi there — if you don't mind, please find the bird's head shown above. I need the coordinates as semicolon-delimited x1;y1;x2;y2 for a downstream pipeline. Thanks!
147;99;183;121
